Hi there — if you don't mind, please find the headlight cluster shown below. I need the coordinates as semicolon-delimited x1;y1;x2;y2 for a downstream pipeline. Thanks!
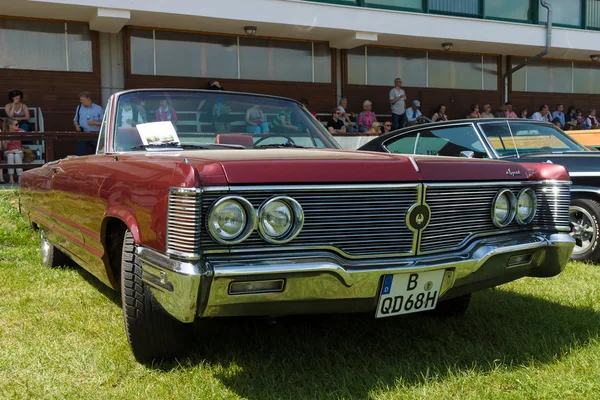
207;196;304;244
491;188;537;227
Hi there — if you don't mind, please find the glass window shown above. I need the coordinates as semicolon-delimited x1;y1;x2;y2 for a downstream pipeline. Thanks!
0;19;66;71
366;48;427;87
483;56;498;90
573;63;600;94
527;59;572;93
364;0;422;11
428;52;483;90
484;0;530;21
200;35;238;79
540;0;581;26
113;90;341;151
155;31;203;77
240;38;312;82
314;43;332;83
511;62;527;92
479;122;585;158
414;125;487;157
67;24;93;72
384;132;418;154
429;0;479;16
587;0;600;29
347;47;366;85
130;29;154;75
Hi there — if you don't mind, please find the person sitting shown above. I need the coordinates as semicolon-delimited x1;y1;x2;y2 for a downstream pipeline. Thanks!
4;90;30;131
1;117;24;185
518;108;529;119
467;104;481;119
300;98;318;118
367;122;382;135
245;104;270;134
270;109;300;133
552;104;565;129
118;99;147;127
552;117;562;128
358;100;377;133
504;103;518;119
327;108;346;134
587;109;600;129
564;106;578;130
481;104;495;118
431;104;448;122
155;99;178;127
575;109;590;129
338;98;355;133
531;104;551;122
406;100;427;125
382;121;393;134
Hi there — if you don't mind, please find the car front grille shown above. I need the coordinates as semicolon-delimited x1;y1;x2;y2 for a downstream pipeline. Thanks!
199;185;419;257
419;183;571;253
166;189;202;258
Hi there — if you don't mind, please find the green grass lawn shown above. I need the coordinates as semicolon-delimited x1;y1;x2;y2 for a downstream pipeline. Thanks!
1;189;600;400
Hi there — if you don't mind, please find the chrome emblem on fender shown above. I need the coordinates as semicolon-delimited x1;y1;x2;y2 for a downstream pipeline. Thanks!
506;169;521;176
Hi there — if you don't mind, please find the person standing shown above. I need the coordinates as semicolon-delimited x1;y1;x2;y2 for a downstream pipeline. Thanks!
73;91;103;156
389;78;407;130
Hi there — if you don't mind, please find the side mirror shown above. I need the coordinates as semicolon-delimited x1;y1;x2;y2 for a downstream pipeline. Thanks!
460;150;475;158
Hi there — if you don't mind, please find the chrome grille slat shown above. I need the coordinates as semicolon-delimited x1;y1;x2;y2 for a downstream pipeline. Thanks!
167;191;202;257
200;187;419;256
420;184;570;253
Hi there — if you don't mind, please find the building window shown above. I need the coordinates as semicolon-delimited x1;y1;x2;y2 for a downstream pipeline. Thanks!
539;0;582;27
364;0;423;11
573;63;600;94
129;29;331;83
512;59;581;93
429;0;480;16
587;0;600;29
484;0;530;22
0;19;92;72
347;46;497;90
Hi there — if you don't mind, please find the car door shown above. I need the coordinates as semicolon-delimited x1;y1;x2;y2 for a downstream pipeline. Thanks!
384;124;491;158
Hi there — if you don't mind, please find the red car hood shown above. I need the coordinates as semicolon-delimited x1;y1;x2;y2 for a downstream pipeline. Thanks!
158;149;531;185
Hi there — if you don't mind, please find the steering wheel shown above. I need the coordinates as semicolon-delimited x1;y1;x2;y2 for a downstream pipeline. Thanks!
253;134;297;147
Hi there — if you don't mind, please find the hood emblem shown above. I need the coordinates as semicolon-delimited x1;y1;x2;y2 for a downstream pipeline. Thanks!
406;203;431;232
506;169;521;176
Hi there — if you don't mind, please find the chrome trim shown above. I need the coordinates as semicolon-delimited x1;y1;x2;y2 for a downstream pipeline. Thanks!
492;189;517;228
166;188;202;260
257;196;304;244
200;183;421;192
569;172;600;177
206;196;257;245
423;180;571;188
515;188;538;225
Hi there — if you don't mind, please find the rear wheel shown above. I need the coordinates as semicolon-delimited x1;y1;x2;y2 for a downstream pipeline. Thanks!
570;198;600;262
120;230;193;363
430;294;471;318
40;230;69;267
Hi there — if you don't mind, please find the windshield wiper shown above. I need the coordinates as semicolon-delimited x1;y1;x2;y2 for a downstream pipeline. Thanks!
131;142;245;151
130;142;182;151
254;143;306;149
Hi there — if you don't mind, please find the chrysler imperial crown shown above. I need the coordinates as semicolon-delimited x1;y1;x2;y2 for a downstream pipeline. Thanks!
19;89;575;362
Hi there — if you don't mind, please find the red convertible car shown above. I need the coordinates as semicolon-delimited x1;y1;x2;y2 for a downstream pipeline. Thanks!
19;89;574;362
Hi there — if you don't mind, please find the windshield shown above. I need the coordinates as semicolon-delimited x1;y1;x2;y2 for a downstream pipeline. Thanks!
112;90;341;152
478;121;588;158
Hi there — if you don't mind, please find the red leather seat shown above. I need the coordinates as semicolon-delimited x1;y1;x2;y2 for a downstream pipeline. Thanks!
215;134;254;148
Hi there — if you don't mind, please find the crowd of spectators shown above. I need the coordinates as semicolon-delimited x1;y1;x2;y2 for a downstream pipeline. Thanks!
326;77;600;136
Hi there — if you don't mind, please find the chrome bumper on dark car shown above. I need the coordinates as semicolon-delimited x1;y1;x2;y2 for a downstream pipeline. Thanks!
136;232;574;323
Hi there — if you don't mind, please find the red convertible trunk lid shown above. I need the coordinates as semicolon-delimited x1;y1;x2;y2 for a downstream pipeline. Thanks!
175;149;530;184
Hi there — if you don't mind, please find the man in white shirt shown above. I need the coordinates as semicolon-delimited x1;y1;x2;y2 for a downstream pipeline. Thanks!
406;100;426;126
389;78;407;130
337;98;355;133
531;104;551;122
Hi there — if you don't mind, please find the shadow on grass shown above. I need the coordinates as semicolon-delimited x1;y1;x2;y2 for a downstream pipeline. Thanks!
75;266;121;307
152;288;600;399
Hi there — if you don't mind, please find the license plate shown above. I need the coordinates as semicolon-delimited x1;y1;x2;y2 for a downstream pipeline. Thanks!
375;270;445;318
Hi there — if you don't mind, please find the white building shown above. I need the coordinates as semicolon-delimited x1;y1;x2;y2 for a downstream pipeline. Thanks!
1;0;599;147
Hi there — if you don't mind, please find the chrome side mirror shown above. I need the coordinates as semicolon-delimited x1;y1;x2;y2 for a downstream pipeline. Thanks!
460;150;475;158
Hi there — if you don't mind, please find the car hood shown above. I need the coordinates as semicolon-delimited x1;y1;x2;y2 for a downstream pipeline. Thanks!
138;149;532;185
508;151;600;174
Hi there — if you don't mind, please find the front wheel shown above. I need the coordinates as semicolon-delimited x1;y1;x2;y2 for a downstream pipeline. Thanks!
120;230;193;362
570;198;600;262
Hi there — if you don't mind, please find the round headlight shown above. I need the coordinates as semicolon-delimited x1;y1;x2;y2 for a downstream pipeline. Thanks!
258;196;304;244
207;197;256;244
492;189;516;228
516;188;537;225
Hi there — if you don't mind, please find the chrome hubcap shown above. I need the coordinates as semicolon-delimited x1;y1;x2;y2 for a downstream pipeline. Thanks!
40;230;51;265
570;206;597;255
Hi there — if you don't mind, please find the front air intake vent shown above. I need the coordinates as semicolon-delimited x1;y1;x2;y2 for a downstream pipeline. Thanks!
166;188;202;259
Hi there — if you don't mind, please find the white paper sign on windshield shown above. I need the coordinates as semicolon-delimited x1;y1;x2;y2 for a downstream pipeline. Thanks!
136;121;180;145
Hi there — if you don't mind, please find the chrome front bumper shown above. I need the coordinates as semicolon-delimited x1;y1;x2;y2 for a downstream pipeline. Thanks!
136;232;575;323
